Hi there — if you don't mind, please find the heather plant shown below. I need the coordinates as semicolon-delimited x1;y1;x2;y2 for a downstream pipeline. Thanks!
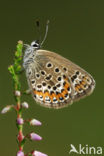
1;41;47;156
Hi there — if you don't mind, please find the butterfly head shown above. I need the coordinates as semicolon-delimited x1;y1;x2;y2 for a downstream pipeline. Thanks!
23;40;40;56
30;40;40;50
23;40;40;69
23;20;49;69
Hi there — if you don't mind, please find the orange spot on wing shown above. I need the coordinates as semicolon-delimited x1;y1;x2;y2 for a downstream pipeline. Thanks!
42;92;49;101
57;93;61;98
33;90;36;94
81;81;86;85
49;95;53;102
77;85;81;89
56;93;63;101
34;90;43;96
80;84;85;89
64;82;71;92
83;77;87;81
45;92;49;96
64;77;69;81
80;81;86;89
39;92;43;96
51;93;55;102
64;83;69;89
61;90;68;97
33;90;37;95
75;86;79;92
51;93;58;102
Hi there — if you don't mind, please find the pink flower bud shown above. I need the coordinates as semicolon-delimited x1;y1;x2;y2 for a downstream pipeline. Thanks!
17;150;24;156
30;119;42;126
32;150;48;156
17;131;24;142
15;90;21;96
21;102;29;109
1;105;13;114
17;118;24;125
30;133;42;141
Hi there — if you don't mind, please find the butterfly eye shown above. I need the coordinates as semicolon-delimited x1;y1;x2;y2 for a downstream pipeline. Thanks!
33;43;38;47
31;41;40;49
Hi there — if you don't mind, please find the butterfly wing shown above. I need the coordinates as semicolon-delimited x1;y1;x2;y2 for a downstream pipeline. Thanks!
26;49;95;109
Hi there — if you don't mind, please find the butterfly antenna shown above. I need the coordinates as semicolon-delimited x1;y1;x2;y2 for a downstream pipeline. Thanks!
36;20;41;42
40;20;49;46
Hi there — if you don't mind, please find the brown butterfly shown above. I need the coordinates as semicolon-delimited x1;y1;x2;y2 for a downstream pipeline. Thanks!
23;21;95;109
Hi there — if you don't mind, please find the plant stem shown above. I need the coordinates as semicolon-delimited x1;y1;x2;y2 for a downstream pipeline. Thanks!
5;40;47;156
8;41;24;152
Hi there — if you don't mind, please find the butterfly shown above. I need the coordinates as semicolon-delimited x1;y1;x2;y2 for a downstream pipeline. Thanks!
23;21;95;109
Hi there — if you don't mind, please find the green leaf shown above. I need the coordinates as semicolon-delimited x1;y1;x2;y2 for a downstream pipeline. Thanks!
21;138;26;148
16;65;22;72
8;65;15;75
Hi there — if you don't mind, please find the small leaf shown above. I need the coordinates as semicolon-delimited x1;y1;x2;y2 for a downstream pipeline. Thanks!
8;65;15;75
21;138;26;147
16;65;22;72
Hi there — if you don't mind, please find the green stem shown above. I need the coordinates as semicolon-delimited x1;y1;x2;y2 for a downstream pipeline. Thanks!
8;41;24;151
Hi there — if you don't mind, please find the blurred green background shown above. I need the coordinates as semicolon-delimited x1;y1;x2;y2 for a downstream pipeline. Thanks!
0;0;104;156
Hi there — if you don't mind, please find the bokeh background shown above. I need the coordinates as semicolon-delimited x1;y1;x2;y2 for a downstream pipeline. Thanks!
0;1;104;156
